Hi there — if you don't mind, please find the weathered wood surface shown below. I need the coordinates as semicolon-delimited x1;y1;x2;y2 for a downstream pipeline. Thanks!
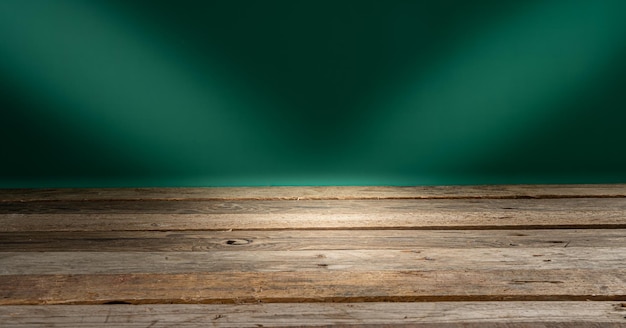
2;198;625;232
0;185;625;326
1;184;625;201
2;198;626;215
2;270;626;305
2;302;625;327
2;247;625;275
1;229;623;252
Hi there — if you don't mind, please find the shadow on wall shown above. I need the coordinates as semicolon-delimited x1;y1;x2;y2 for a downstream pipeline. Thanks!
0;0;625;187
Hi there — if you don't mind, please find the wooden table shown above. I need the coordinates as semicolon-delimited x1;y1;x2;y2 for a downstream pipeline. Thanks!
1;185;626;327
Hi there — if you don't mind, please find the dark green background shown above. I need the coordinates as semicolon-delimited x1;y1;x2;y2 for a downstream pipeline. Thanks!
1;0;625;187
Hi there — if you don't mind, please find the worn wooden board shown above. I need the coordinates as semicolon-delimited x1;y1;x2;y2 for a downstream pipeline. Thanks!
3;198;626;214
2;198;626;232
1;302;625;327
2;229;623;252
2;270;625;305
2;184;625;202
1;247;625;275
2;212;624;232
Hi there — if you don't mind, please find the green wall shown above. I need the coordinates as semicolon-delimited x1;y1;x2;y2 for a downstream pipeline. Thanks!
1;0;626;187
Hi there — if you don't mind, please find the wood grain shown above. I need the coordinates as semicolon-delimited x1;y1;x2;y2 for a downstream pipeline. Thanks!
1;229;623;252
2;198;625;232
2;212;624;232
1;270;625;305
2;247;625;275
2;186;625;326
1;184;625;202
2;302;625;327
3;198;626;214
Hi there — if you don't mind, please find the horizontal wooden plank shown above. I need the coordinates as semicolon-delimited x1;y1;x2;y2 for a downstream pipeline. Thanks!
3;198;626;215
2;198;625;232
2;270;625;305
2;212;624;232
1;184;625;202
1;302;625;327
2;229;623;252
1;247;625;275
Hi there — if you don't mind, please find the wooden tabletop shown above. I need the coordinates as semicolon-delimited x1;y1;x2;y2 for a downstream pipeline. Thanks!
1;185;625;327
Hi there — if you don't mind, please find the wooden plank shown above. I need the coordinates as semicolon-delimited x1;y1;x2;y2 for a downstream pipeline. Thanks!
1;270;625;305
1;247;625;275
3;198;626;214
2;211;624;232
2;199;625;232
1;302;625;327
1;184;625;202
2;229;624;252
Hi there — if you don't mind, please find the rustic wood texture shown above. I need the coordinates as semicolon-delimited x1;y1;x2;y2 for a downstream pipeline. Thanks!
2;270;626;305
2;184;625;201
1;229;623;252
0;185;625;327
2;302;625;327
2;198;626;232
2;248;626;275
